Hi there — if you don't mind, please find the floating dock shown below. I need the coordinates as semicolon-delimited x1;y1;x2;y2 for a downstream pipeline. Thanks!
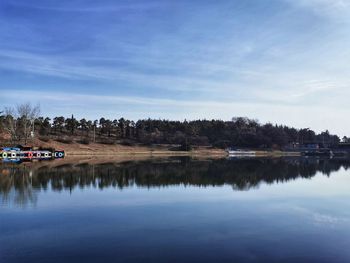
0;146;65;161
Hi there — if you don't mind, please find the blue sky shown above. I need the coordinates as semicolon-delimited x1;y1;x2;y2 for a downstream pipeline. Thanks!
1;0;350;135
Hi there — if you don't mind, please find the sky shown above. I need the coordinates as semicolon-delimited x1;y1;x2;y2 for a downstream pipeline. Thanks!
0;0;350;136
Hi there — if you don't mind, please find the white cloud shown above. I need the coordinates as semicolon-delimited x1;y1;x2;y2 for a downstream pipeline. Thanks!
1;0;350;136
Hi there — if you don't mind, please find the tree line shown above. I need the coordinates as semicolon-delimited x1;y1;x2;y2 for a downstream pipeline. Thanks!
0;103;345;149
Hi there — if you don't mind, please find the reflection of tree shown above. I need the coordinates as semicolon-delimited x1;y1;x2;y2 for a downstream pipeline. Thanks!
1;157;350;206
0;166;37;207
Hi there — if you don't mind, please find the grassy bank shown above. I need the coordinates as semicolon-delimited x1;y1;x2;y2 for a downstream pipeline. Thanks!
1;137;301;157
23;139;227;157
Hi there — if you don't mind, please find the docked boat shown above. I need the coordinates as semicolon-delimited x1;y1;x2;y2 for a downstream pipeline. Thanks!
0;146;65;160
226;148;256;157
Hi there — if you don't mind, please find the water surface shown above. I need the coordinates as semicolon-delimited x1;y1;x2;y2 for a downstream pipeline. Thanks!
1;157;350;263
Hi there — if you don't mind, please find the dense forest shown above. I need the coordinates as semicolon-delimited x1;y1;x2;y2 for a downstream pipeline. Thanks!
0;103;347;149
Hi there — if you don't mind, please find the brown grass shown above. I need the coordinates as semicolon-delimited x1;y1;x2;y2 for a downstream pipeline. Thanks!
26;138;227;157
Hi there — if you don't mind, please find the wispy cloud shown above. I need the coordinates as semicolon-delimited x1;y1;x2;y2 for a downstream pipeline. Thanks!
0;50;230;91
253;78;346;104
1;0;350;134
1;90;253;108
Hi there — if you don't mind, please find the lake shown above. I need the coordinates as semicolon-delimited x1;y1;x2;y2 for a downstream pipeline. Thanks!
1;157;350;263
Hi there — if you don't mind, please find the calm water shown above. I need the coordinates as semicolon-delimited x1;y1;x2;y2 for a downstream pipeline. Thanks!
1;157;350;263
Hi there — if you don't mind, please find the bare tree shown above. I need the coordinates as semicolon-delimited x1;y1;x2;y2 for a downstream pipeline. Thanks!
3;103;40;144
3;107;18;143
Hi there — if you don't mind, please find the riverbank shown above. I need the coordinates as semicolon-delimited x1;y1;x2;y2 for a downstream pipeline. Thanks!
1;138;301;157
2;151;301;172
29;139;228;157
35;141;301;157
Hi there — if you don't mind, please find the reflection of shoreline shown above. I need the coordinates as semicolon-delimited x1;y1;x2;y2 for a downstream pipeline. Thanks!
2;155;224;170
0;149;301;168
1;157;350;207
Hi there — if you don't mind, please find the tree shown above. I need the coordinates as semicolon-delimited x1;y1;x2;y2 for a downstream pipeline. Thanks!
3;111;17;143
298;128;316;145
99;118;106;135
17;103;41;144
79;118;88;135
125;119;131;138
118;118;126;138
104;119;113;137
1;106;344;149
36;117;51;135
65;115;79;135
86;120;93;136
129;120;136;138
112;119;120;138
3;103;40;144
53;117;65;134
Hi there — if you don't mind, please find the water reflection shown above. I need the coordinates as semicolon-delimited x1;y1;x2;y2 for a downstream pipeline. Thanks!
1;157;350;207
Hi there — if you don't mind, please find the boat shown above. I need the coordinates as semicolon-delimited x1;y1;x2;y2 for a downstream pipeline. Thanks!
0;146;65;160
226;148;256;157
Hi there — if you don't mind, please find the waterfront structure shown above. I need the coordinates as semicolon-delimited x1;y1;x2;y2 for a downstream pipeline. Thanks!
0;146;64;160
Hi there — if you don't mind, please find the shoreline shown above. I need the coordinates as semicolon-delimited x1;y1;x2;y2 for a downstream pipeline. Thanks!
3;150;301;170
64;150;301;157
1;139;302;158
64;149;228;157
